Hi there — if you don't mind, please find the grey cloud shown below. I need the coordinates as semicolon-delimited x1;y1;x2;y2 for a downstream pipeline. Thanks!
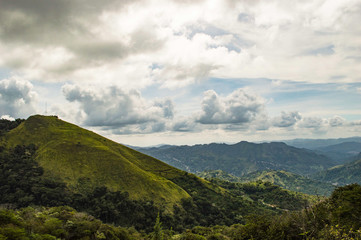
299;117;325;129
0;0;132;44
62;84;174;131
0;0;164;76
329;116;346;127
272;111;302;128
196;88;265;125
0;77;37;117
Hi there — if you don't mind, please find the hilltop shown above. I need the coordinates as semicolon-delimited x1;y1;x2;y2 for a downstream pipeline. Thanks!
1;115;191;207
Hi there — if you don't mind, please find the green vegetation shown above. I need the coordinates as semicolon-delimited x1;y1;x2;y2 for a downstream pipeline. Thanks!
208;178;314;211
0;118;24;136
0;206;140;240
238;170;334;196
2;115;191;208
2;116;361;239
314;153;361;186
198;169;335;196
1;184;361;239
138;141;334;176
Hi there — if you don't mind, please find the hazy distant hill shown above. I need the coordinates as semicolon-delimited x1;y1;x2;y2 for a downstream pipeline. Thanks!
313;142;361;164
198;169;334;196
313;153;361;186
284;137;361;149
138;141;334;176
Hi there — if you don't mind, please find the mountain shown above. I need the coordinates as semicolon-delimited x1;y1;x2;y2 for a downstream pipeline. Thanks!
313;142;361;164
1;115;193;207
3;115;306;231
284;137;361;150
313;153;361;186
137;141;334;176
198;169;334;196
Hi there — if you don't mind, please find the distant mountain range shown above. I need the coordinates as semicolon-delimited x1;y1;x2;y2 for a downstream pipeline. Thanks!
137;141;335;176
313;142;361;164
284;137;361;149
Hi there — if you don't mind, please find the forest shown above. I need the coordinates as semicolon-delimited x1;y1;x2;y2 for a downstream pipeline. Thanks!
1;118;361;239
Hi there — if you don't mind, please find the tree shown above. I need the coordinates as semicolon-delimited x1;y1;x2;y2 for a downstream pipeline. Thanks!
152;213;163;240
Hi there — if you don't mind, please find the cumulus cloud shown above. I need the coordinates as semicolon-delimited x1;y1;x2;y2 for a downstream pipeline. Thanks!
272;111;302;128
0;77;37;117
62;84;174;133
196;88;265;125
329;115;346;127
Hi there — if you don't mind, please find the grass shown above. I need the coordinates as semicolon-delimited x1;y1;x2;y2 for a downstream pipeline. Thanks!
3;115;191;207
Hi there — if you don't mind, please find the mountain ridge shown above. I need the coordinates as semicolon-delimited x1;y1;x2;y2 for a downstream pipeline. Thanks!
137;140;335;176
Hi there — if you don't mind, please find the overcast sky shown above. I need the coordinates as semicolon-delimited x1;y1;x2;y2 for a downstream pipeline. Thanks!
1;0;361;146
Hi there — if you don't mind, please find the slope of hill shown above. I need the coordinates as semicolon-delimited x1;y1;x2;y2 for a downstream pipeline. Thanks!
2;115;302;231
313;141;361;164
313;153;361;186
1;115;193;207
198;169;334;196
138;141;334;176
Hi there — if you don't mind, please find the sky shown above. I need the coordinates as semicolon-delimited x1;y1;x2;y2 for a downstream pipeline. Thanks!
0;0;361;146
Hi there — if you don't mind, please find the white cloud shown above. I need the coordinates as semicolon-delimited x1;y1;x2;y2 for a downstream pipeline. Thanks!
1;115;15;121
0;77;37;118
272;111;302;128
62;84;174;133
196;88;265;125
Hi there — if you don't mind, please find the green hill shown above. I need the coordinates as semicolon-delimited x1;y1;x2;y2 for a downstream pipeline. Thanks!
1;115;293;231
238;170;334;196
1;115;192;207
197;169;334;196
138;141;334;176
313;153;361;186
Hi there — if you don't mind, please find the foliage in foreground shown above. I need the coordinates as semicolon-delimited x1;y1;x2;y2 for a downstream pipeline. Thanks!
1;183;361;240
0;206;140;240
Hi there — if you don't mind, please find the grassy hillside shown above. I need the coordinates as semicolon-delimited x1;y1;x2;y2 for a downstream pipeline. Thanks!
1;115;191;207
138;141;334;176
0;115;295;231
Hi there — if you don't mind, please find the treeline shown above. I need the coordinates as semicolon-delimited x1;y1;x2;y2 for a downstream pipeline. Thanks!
0;206;140;240
169;183;361;239
0;118;24;136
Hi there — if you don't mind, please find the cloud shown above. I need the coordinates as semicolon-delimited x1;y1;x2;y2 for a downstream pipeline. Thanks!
0;77;37;117
1;0;361;88
329;115;346;127
62;84;174;132
196;88;265;125
272;111;302;128
1;115;15;121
